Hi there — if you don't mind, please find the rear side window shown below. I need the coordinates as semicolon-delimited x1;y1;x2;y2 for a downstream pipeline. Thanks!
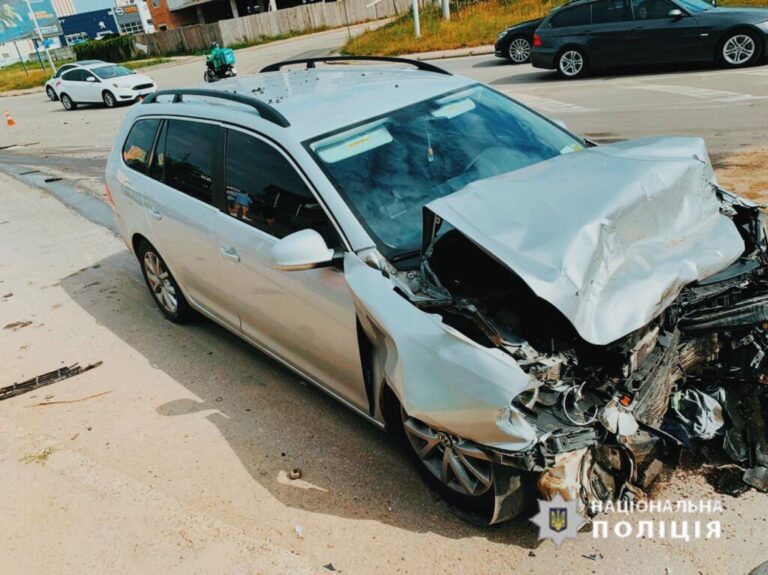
122;118;160;174
62;69;81;81
592;0;631;22
550;4;591;27
163;119;219;204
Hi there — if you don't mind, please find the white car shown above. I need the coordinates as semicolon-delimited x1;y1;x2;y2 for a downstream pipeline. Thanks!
44;60;105;101
54;61;157;110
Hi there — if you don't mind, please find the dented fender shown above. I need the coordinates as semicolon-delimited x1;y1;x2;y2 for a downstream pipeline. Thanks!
344;253;537;451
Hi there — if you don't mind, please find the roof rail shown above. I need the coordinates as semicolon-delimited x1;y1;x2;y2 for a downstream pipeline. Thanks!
142;89;290;128
260;56;452;76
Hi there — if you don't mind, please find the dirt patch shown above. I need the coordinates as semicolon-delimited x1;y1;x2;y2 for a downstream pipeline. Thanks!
713;146;768;206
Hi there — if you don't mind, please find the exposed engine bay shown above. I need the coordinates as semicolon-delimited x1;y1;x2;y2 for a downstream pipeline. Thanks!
365;138;768;524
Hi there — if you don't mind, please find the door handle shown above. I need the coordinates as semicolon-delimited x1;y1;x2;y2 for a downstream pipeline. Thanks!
147;207;162;220
219;245;240;262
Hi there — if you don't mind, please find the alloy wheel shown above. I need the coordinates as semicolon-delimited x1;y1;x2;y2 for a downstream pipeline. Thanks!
143;251;178;314
559;50;584;77
61;94;72;110
723;34;755;65
46;86;56;101
104;91;116;108
508;38;531;64
402;413;493;497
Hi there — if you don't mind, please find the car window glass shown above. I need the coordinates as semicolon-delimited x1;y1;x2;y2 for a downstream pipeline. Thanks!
122;118;161;175
224;129;340;248
55;65;73;78
62;69;80;81
164;120;218;204
632;0;676;19
148;120;166;182
592;0;631;22
550;4;590;27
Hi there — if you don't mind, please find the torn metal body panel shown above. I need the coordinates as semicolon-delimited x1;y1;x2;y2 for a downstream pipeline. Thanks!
347;137;768;524
424;137;745;345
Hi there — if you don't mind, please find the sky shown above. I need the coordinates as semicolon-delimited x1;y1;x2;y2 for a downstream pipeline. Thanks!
73;0;117;13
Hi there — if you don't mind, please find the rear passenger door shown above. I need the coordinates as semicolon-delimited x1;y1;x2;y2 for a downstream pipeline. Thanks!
214;127;367;410
140;118;238;327
587;0;637;66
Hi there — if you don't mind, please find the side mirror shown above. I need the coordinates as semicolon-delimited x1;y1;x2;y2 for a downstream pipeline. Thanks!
86;76;97;82
668;8;684;18
271;229;335;271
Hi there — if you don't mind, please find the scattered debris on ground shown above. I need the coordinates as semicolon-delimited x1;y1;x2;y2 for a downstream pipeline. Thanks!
19;447;56;465
0;362;103;401
25;390;113;408
3;320;32;331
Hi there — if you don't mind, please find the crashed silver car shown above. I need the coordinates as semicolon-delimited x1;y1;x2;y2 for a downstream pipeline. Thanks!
107;57;768;525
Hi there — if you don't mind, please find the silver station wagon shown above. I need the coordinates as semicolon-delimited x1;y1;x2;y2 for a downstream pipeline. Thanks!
106;57;768;524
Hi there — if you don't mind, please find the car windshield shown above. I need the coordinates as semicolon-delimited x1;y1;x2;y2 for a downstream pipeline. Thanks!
674;0;712;12
307;85;584;260
92;65;134;79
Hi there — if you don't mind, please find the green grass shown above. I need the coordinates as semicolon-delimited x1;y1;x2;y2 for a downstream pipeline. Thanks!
0;57;170;94
344;0;768;56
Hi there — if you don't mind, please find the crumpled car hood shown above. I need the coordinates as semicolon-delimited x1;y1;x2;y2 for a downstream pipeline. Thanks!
425;137;745;345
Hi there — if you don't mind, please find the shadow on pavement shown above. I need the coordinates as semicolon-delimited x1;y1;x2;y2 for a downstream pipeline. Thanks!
61;248;541;547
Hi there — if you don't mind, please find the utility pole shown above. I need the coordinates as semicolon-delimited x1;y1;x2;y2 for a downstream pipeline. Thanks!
13;42;29;75
441;0;449;20
24;0;56;73
412;0;420;37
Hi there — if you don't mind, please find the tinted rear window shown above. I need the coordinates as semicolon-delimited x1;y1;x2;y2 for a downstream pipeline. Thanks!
122;118;160;174
550;4;591;27
163;120;219;204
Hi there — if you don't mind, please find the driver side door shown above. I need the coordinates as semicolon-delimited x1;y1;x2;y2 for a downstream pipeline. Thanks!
630;0;701;63
214;127;367;410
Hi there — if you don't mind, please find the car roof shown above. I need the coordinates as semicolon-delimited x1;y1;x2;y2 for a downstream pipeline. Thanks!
141;67;476;141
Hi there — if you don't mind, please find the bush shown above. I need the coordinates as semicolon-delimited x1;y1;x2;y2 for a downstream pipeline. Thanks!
73;35;136;62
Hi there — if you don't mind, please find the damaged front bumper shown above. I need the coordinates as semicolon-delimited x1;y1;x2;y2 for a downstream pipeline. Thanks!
479;211;768;523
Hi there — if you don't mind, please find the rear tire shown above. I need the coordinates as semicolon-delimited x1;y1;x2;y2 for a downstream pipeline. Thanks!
102;90;117;108
60;93;77;110
46;86;57;101
718;30;762;68
137;240;195;323
383;386;496;521
507;37;532;64
557;47;589;79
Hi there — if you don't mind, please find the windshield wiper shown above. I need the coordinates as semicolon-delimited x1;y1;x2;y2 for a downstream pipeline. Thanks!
390;249;421;263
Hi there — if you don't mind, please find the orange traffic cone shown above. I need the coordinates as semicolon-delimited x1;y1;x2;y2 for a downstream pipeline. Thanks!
4;111;16;127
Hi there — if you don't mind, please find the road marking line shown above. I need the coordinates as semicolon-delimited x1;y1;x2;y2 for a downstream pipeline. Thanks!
503;92;592;113
629;83;765;102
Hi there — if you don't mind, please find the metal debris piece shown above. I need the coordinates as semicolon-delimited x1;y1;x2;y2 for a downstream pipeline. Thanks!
288;468;303;480
0;362;103;401
44;177;62;183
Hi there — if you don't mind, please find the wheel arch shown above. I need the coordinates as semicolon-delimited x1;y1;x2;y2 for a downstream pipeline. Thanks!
714;25;766;61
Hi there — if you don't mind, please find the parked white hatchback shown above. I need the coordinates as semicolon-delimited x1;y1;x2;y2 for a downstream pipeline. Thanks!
55;61;157;110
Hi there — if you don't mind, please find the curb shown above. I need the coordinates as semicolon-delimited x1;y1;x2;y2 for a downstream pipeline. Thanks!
396;45;496;61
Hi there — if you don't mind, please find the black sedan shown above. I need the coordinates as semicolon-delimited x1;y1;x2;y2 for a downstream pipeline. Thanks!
494;18;545;63
530;0;768;78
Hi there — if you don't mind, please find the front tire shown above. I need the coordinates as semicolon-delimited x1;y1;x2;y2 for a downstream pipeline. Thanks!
557;47;588;79
383;387;495;520
718;30;761;68
138;241;194;323
103;90;117;108
46;86;57;101
507;37;532;64
60;93;77;110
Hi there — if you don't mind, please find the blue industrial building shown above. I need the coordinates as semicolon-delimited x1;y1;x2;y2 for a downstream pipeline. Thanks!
58;9;119;46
